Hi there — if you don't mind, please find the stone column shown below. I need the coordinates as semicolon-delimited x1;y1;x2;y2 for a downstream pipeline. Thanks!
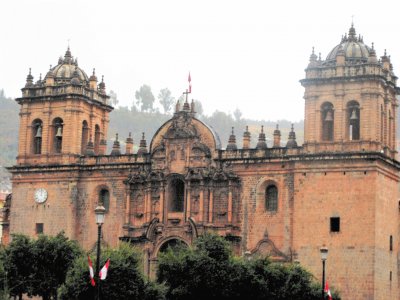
160;182;165;223
208;185;214;223
228;181;233;224
185;181;191;221
199;181;204;223
145;184;151;223
125;186;131;225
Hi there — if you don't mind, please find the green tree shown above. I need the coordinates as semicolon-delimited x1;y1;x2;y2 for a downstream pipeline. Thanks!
3;234;35;300
135;84;155;112
0;246;8;300
109;90;119;107
157;233;340;300
233;108;242;121
59;242;166;300
158;88;175;114
30;232;82;300
157;233;233;300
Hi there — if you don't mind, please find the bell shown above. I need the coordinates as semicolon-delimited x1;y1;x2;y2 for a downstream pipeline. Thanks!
35;126;42;138
324;110;333;122
350;109;358;120
55;127;63;137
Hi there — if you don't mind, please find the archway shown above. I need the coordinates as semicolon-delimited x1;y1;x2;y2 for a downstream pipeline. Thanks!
159;238;188;253
147;237;189;279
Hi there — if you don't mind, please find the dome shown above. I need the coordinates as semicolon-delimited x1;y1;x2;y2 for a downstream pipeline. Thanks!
44;47;89;84
325;24;371;64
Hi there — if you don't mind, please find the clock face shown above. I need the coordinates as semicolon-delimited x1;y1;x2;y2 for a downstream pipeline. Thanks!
34;188;48;203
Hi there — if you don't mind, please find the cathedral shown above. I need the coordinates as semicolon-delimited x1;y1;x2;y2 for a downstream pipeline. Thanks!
3;24;400;299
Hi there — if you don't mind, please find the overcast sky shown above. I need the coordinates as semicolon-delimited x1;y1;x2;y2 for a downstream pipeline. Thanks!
1;0;400;121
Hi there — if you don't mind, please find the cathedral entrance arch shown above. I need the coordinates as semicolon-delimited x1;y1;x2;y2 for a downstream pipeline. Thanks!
158;237;189;254
147;236;190;278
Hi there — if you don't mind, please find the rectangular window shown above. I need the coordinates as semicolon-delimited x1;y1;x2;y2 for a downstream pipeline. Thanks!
330;217;340;232
36;223;44;234
390;235;393;251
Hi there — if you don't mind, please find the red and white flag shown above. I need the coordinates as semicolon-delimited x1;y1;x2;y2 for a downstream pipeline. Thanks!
325;281;332;300
87;256;95;286
99;258;110;280
188;72;192;93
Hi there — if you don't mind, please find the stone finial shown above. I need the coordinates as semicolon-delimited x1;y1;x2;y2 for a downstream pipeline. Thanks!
256;125;267;150
348;23;356;41
98;75;106;93
64;46;72;64
242;125;251;149
183;97;190;111
308;47;318;67
110;133;121;155
286;124;298;148
137;132;148;155
175;99;181;113
226;127;237;151
368;42;377;63
190;99;195;113
273;124;281;148
98;136;107;155
89;68;98;90
85;135;95;156
25;68;34;87
71;67;81;85
381;49;390;70
125;132;134;154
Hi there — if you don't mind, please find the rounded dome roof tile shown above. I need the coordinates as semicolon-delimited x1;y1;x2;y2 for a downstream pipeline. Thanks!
325;24;371;64
44;47;89;84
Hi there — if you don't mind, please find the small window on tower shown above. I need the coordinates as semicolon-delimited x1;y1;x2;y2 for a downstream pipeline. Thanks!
36;223;44;234
330;217;340;232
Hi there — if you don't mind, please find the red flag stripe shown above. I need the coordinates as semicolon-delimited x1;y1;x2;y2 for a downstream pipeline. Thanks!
99;258;110;280
88;256;95;286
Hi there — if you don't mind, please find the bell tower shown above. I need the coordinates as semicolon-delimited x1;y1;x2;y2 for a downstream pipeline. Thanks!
301;24;399;158
16;48;113;165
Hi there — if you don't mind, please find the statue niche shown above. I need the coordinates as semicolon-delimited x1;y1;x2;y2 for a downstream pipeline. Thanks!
168;177;185;213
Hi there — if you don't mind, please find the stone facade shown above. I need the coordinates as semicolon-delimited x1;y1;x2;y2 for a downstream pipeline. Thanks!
4;25;400;299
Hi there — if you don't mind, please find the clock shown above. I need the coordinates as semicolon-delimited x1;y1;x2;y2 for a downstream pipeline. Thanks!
34;188;48;203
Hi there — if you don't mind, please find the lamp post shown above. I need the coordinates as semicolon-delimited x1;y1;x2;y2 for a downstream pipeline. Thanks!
320;246;328;300
95;205;106;300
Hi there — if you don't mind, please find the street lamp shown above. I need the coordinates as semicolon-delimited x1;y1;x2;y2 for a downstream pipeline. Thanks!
95;205;106;300
320;246;328;300
244;250;252;262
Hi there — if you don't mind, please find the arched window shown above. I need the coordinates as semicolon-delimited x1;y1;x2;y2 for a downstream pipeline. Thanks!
99;189;110;212
347;101;360;140
52;117;63;153
321;102;334;141
81;121;89;154
94;125;101;154
169;178;185;212
32;119;43;154
265;185;278;212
